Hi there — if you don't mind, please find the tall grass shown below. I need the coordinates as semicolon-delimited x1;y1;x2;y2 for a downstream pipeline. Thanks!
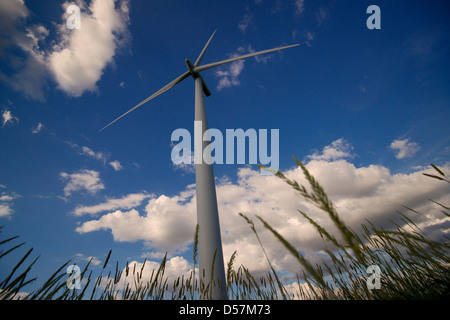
1;161;448;300
256;159;450;299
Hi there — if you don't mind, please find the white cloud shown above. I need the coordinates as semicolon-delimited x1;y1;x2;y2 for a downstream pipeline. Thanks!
172;152;195;174
0;204;14;218
307;138;353;161
32;122;44;134
68;143;122;167
109;160;123;171
2;110;19;127
214;42;295;90
173;162;195;174
284;280;322;299
60;169;104;197
215;62;244;90
0;192;21;202
0;0;49;101
11;24;49;101
0;0;130;100
48;0;130;96
80;146;108;163
390;138;421;159
76;186;197;253
246;45;274;64
0;0;29;45
215;47;248;90
73;192;152;216
0;190;21;218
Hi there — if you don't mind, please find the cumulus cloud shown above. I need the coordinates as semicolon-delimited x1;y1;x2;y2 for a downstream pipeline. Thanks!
76;186;197;253
0;1;49;100
307;138;353;161
0;189;21;218
11;25;49;101
0;0;50;101
73;192;152;216
2;109;19;127
60;169;104;197
109;160;123;171
48;0;130;96
73;139;450;281
0;0;29;51
0;205;14;218
390;138;421;159
0;0;130;100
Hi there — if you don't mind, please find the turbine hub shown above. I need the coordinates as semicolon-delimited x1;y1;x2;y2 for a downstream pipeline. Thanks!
185;59;200;79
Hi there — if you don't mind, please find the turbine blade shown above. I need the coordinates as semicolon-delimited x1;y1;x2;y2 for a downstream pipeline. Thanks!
194;44;300;73
99;71;190;132
194;30;217;67
199;74;211;97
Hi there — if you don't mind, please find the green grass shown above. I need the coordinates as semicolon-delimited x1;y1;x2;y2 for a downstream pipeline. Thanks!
1;160;449;300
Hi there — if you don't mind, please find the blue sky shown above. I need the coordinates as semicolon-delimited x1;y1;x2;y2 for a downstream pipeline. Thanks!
0;0;449;293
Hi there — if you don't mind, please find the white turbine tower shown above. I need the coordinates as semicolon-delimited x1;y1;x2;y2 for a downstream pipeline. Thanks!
101;31;299;299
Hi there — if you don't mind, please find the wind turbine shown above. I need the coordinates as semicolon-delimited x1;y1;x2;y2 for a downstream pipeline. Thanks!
100;31;299;299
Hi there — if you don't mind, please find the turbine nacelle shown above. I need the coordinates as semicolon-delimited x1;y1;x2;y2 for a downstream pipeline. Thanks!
185;59;199;78
186;59;211;97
